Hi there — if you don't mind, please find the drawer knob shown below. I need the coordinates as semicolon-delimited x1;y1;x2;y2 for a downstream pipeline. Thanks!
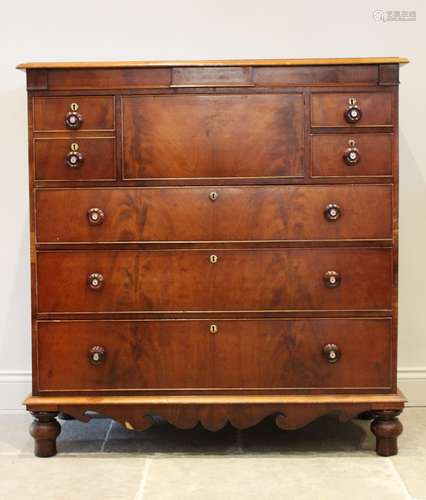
88;345;105;365
209;254;219;264
65;111;83;129
209;191;219;201
87;208;105;225
209;324;218;334
88;273;104;290
323;343;341;363
324;270;341;288
66;143;83;168
343;139;361;166
344;97;362;123
324;203;341;221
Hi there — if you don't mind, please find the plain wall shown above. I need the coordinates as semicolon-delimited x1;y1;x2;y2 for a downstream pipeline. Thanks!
1;0;425;410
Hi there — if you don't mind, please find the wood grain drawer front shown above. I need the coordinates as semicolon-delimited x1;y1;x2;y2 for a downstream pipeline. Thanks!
37;249;392;313
122;94;304;179
34;138;116;181
311;134;393;178
35;185;392;243
33;96;115;131
36;319;391;391
311;92;393;127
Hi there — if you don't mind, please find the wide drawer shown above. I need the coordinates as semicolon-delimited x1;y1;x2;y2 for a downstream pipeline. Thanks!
36;318;392;391
311;92;393;127
33;96;115;131
122;94;304;179
311;133;393;178
34;138;116;181
37;248;392;313
35;185;392;243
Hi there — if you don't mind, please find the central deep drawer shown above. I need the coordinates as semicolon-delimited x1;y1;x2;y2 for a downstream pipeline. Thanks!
37;248;392;313
35;185;392;243
36;318;392;392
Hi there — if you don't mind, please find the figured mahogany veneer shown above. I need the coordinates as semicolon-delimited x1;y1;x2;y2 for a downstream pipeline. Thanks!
35;185;392;243
37;248;392;313
122;94;304;179
36;319;392;392
20;58;407;457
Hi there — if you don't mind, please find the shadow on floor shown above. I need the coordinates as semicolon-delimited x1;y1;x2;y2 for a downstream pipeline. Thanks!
58;413;374;455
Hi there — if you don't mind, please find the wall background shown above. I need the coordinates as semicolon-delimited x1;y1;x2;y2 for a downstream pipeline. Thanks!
1;0;425;411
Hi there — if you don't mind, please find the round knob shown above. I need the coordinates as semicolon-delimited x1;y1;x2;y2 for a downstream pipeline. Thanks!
65;111;83;129
209;191;219;201
343;140;361;166
324;203;341;221
87;208;105;225
344;98;362;123
324;270;341;288
209;254;218;264
88;345;105;365
323;343;341;363
209;324;218;334
88;273;104;290
66;150;83;168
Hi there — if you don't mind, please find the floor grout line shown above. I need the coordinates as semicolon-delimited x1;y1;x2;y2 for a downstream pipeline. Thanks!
134;458;152;500
386;457;413;500
100;420;114;453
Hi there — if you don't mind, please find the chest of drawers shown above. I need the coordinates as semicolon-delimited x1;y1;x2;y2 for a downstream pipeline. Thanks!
18;57;408;457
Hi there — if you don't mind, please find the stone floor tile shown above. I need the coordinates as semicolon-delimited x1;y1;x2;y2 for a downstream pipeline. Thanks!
0;456;145;500
391;455;426;499
397;407;426;456
142;456;409;500
0;414;33;455
104;416;238;454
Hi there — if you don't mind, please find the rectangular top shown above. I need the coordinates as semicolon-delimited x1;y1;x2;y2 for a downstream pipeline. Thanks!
17;57;409;70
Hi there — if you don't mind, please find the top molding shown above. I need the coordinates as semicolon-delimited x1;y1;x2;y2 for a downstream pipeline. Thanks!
17;57;409;70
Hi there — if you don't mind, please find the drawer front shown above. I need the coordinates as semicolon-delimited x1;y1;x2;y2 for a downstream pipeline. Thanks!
122;94;304;179
33;96;115;131
37;249;392;313
311;92;393;127
34;138;116;181
35;185;392;243
311;134;393;178
36;318;392;391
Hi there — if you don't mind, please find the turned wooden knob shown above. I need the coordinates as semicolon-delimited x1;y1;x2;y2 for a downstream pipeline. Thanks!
324;203;341;221
87;208;105;225
343;139;361;166
322;343;341;363
323;270;341;288
88;345;106;365
344;97;362;123
88;273;104;290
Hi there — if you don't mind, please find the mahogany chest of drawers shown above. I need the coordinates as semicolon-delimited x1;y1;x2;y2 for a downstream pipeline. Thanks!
18;57;408;457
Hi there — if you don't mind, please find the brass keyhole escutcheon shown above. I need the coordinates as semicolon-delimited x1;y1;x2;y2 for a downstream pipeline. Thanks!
209;254;218;264
348;97;357;106
70;102;79;111
209;324;218;334
70;143;79;152
209;191;219;201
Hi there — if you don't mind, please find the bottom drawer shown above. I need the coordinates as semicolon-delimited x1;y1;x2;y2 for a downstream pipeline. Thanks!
36;319;392;392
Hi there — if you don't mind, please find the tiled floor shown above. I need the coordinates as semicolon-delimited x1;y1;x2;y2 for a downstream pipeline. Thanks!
0;408;425;500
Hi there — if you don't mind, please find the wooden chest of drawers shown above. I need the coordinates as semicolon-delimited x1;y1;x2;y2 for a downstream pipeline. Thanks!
19;57;408;457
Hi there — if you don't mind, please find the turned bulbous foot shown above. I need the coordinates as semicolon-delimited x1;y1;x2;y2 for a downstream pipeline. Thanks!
371;410;403;457
30;411;61;457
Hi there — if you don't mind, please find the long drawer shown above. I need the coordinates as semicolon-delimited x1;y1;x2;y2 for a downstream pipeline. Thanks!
35;185;392;243
37;248;392;313
36;318;392;391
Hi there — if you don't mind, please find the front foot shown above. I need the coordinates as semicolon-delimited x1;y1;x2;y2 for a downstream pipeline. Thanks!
371;410;403;456
30;411;61;457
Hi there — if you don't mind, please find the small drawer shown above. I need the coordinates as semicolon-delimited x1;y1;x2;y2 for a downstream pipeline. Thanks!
33;96;115;131
36;318;392;392
311;92;393;127
311;133;393;177
34;138;116;181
